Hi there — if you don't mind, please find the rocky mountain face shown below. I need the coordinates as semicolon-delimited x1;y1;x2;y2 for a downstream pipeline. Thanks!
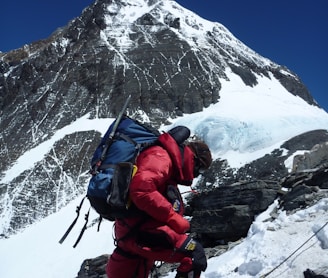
0;0;324;242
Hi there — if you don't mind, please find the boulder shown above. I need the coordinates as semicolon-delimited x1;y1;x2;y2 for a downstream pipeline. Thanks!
293;142;328;172
187;180;280;245
76;255;109;278
280;163;328;211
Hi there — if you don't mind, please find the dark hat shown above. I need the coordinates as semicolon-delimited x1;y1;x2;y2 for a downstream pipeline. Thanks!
187;141;212;171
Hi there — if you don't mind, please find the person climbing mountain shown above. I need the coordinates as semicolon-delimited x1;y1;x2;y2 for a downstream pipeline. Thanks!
106;132;212;278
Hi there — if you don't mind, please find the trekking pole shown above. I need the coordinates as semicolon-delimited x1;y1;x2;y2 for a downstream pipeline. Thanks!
108;94;132;142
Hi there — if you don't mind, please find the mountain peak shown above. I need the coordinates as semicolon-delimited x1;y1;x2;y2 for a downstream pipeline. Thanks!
86;0;268;67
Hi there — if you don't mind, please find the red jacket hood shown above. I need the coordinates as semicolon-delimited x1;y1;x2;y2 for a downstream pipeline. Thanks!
157;133;194;186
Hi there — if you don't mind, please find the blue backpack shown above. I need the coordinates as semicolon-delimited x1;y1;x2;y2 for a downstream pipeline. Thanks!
87;116;160;221
87;116;190;222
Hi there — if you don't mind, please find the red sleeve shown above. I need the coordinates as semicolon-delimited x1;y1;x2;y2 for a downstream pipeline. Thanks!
129;146;176;223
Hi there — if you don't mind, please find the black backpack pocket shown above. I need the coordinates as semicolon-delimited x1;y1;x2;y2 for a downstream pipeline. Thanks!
107;162;135;209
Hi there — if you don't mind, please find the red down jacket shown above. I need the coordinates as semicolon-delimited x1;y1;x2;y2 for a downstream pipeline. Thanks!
107;132;196;276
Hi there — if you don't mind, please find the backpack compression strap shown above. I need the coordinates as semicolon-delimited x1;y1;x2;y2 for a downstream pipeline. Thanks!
58;196;86;244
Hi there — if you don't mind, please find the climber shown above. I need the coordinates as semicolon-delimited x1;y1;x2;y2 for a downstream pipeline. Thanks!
106;135;212;278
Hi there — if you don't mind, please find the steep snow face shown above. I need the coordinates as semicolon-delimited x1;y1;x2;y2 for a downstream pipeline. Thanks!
161;1;272;66
100;0;157;52
105;0;157;24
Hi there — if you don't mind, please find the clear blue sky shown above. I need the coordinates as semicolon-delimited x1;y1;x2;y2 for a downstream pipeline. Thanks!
1;0;327;112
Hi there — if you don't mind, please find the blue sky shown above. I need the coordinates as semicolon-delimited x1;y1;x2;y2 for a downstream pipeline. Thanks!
1;0;327;112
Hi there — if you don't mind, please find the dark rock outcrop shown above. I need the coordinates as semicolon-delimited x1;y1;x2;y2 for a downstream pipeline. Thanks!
280;163;328;211
187;162;328;246
292;142;328;172
187;180;280;245
77;255;109;278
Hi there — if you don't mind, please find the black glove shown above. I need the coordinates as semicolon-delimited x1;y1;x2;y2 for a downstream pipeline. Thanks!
179;237;207;272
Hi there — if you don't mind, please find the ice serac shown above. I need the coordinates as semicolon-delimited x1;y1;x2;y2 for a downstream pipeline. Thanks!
0;0;323;236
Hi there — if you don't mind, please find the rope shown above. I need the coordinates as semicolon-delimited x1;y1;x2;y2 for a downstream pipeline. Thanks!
260;221;328;278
